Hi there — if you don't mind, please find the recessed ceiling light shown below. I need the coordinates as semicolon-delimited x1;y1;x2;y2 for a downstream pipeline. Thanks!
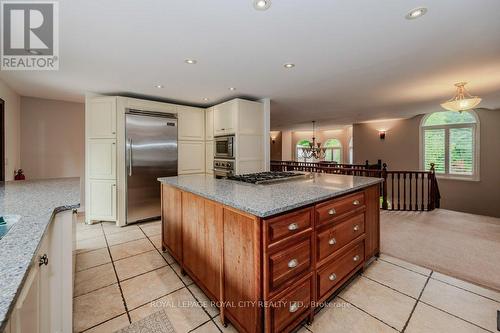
185;59;197;64
405;7;427;20
253;0;271;11
203;98;209;101
155;84;164;88
229;87;236;91
284;63;295;69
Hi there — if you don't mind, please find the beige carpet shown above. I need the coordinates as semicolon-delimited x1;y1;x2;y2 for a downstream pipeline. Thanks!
380;209;500;291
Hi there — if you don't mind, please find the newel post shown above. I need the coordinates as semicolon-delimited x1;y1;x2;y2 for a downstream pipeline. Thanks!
429;163;437;210
381;163;388;210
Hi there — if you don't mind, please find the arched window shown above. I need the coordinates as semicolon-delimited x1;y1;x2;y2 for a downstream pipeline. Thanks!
323;139;342;163
420;111;479;179
296;139;313;162
348;137;353;164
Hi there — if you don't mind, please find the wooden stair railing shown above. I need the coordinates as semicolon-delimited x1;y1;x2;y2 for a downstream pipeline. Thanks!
270;161;440;211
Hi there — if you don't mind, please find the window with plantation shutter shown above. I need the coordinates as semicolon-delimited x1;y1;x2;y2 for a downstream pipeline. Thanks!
421;111;479;180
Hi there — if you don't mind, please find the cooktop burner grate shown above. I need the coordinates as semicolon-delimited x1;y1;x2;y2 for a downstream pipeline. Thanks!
227;171;307;184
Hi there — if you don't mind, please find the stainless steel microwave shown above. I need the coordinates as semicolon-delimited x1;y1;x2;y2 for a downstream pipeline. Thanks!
214;135;235;159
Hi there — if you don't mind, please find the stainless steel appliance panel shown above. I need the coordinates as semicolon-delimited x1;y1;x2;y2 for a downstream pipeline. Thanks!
126;112;177;224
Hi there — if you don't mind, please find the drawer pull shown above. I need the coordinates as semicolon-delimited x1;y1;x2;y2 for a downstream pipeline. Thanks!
353;255;360;262
289;301;299;313
288;223;299;231
328;208;336;215
328;238;337;246
353;224;360;232
329;273;337;281
353;200;360;206
288;259;298;268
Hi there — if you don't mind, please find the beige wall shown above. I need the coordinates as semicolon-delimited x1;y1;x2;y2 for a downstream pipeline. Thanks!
283;127;352;163
20;97;85;208
270;131;282;160
353;109;500;218
0;79;21;181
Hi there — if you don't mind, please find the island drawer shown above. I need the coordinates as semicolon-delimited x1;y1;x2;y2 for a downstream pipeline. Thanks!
267;275;313;333
264;207;313;245
316;213;365;263
316;191;365;226
267;237;312;292
317;240;365;300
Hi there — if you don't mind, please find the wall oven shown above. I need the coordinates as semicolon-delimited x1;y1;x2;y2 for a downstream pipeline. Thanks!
214;135;235;159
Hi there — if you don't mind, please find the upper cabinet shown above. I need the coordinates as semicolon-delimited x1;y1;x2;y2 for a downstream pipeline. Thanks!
177;106;205;141
205;107;214;141
213;100;236;136
87;97;117;138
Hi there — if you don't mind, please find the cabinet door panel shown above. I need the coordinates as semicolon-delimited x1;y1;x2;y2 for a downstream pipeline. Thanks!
162;185;182;262
87;98;116;138
178;141;205;174
88;139;116;179
89;180;116;221
213;101;236;135
205;108;214;140
205;141;214;174
178;106;204;141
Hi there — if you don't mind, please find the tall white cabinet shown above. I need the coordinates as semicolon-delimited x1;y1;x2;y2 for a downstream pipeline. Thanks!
85;96;207;225
212;99;264;174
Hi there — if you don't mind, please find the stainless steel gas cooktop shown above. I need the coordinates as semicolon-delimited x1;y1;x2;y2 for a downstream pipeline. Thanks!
227;171;307;185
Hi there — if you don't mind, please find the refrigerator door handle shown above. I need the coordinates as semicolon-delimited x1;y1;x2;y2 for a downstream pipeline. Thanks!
127;138;133;176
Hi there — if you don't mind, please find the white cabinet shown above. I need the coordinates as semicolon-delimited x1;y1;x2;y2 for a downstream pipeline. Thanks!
88;180;117;221
88;139;116;179
214;101;236;136
8;210;74;333
178;106;205;141
205;141;214;174
178;141;205;174
205;107;214;140
87;97;117;138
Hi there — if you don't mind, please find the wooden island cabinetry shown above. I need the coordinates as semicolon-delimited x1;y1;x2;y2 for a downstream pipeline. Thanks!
161;180;380;333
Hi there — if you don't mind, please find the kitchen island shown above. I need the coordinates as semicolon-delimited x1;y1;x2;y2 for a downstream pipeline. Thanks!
158;173;382;333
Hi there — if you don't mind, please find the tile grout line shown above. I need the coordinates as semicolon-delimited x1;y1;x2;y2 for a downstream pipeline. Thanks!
380;256;500;304
138;224;217;328
360;274;419;300
101;223;133;324
401;270;433;332
336;295;401;332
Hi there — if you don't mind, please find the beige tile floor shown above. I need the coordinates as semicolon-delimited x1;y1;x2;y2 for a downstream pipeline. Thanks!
74;216;500;333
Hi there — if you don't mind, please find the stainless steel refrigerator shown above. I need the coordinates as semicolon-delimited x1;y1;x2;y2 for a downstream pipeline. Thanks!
125;110;177;224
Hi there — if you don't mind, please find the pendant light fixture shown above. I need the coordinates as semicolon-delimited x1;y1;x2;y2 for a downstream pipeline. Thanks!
441;82;481;112
299;121;327;160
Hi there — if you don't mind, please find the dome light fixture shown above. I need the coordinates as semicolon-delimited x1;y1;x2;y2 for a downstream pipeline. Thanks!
229;87;236;91
155;84;164;89
253;0;271;11
283;63;295;69
405;7;428;20
185;59;197;64
440;82;482;112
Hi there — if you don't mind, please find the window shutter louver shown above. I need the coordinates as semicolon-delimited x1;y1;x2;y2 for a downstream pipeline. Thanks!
449;128;474;175
424;129;445;173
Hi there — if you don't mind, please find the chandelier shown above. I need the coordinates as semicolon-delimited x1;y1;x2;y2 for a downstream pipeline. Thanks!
441;82;481;112
299;121;327;160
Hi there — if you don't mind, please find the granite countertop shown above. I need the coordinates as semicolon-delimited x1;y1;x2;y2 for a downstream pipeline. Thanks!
0;178;80;330
158;173;383;218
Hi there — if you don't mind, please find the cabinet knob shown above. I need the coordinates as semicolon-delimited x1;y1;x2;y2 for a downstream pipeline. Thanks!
112;132;116;135
329;273;337;281
39;254;49;266
353;200;360;206
328;208;336;215
353;224;360;232
328;238;337;246
288;223;299;231
288;259;298;268
289;302;299;313
353;255;360;262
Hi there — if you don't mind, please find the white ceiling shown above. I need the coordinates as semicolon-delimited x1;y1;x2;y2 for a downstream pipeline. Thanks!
2;0;500;130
